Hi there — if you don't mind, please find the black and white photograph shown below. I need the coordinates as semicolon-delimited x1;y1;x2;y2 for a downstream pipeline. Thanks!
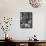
20;12;32;28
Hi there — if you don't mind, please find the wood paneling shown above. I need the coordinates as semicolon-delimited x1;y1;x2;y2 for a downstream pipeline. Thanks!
24;43;28;46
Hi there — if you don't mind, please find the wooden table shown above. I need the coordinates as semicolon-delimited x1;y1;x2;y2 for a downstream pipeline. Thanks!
13;40;46;46
5;39;46;46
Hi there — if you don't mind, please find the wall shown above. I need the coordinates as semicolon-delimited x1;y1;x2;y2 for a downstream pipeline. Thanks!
0;0;46;40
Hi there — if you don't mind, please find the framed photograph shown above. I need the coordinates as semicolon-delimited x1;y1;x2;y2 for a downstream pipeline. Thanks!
20;12;32;28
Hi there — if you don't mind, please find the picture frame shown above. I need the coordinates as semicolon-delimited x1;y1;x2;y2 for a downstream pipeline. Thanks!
20;12;32;28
